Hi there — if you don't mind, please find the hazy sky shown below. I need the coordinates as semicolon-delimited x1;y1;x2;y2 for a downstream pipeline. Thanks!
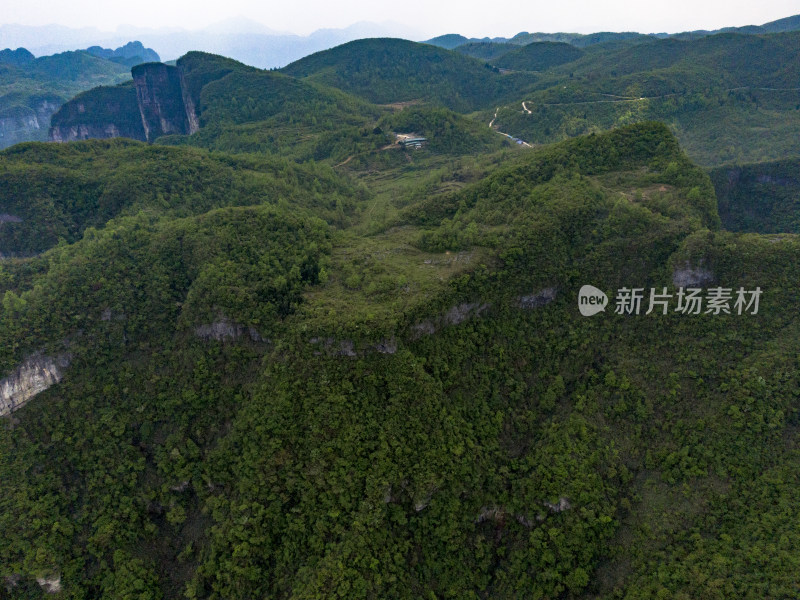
3;0;800;37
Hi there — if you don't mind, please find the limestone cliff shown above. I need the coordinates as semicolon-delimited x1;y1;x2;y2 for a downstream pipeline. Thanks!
50;59;204;143
132;63;197;141
0;97;61;148
0;353;70;417
49;81;146;142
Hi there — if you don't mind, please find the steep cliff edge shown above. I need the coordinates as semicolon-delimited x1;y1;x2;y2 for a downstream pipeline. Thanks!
0;96;60;146
710;159;800;233
132;62;198;141
48;55;235;144
49;81;146;142
0;353;70;416
0;46;138;148
48;52;265;144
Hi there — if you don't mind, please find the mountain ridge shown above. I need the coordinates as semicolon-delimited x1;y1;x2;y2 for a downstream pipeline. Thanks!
425;13;800;52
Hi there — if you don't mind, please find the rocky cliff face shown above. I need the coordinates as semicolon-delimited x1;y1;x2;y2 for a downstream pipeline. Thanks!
0;353;70;417
133;63;197;141
49;123;125;142
50;61;200;143
49;82;146;142
0;97;61;148
709;160;800;233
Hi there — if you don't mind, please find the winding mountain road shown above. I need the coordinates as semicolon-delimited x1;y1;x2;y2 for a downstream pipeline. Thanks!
488;107;532;147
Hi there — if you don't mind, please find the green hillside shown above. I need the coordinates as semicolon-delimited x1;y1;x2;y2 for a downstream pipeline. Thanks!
43;32;800;167
0;48;34;67
494;41;585;71
425;33;472;49
2;122;800;599
0;139;365;257
378;105;504;154
488;31;800;166
280;38;535;112
154;54;510;162
48;51;393;162
454;41;519;61
562;32;800;89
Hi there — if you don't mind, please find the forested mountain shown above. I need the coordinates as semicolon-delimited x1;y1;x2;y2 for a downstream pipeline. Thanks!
426;13;800;51
45;32;800;167
49;51;384;148
454;41;519;61
280;32;800;166
493;41;584;71
280;38;537;112
0;46;146;149
0;48;34;67
487;31;800;166
0;140;363;257
3;15;800;600
427;31;651;49
3;120;800;599
85;41;160;68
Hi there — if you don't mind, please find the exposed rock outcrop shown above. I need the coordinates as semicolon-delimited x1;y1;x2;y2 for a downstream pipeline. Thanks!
307;336;399;357
474;504;556;528
0;98;60;149
444;302;490;325
672;262;714;287
411;320;436;337
0;353;70;417
195;319;267;343
132;63;197;141
50;60;201;143
412;301;491;338
543;497;572;513
518;287;557;308
50;123;125;142
36;575;61;594
372;338;397;354
49;82;146;142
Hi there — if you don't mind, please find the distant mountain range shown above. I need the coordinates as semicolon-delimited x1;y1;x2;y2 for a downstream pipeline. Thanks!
3;14;800;71
85;41;160;68
0;20;425;69
426;13;800;49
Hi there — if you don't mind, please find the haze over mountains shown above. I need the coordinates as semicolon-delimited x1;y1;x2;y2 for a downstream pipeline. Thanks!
0;20;425;68
3;13;800;69
427;12;800;49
